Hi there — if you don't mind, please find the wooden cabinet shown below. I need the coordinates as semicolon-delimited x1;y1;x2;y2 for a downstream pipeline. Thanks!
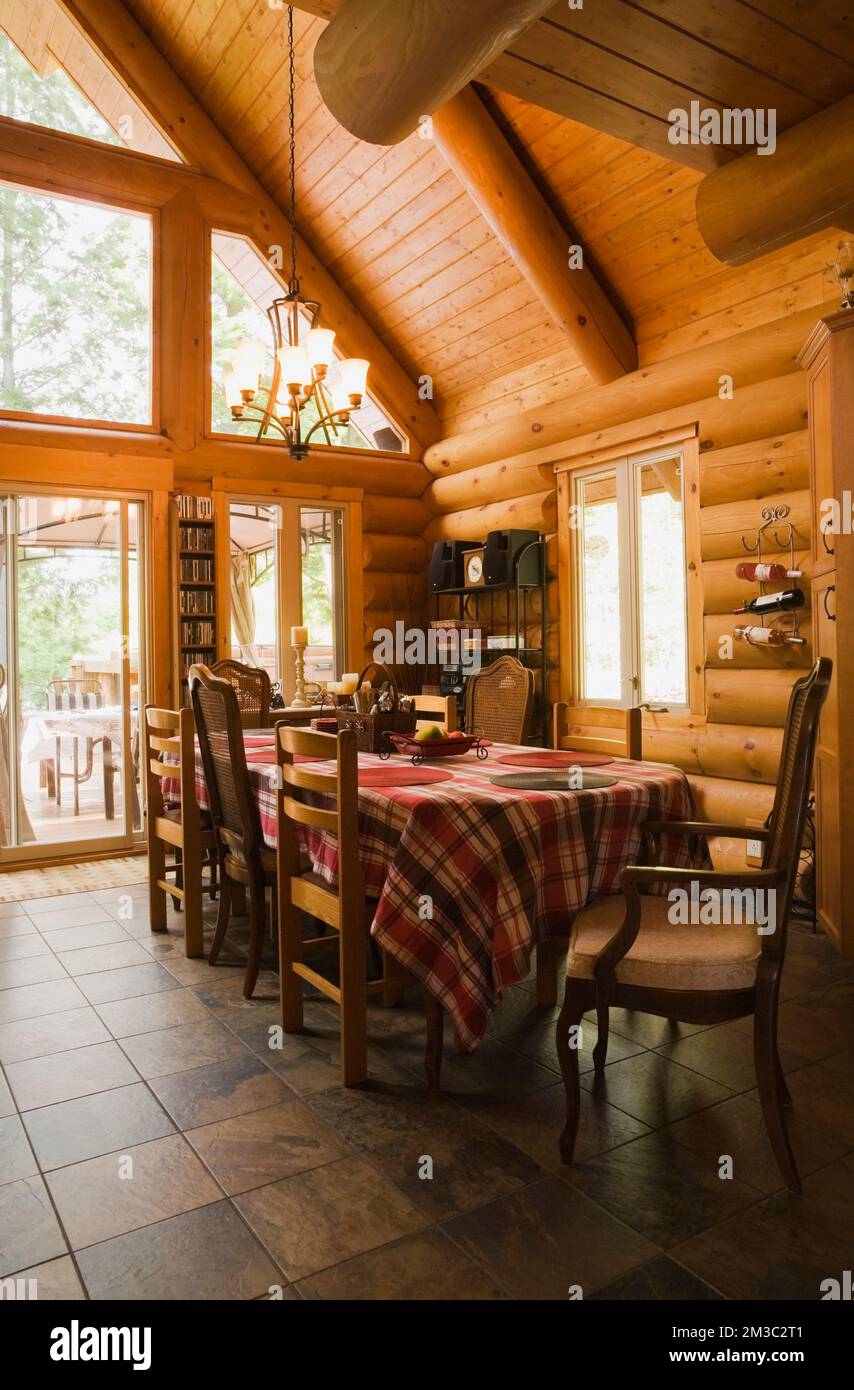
799;311;854;956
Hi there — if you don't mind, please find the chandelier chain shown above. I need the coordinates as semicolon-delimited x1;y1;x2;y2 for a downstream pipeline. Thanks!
288;5;298;290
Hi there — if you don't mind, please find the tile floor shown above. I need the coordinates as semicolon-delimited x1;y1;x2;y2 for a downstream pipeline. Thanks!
1;885;853;1301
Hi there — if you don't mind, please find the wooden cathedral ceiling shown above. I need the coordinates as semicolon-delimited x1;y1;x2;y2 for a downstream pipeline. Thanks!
77;3;854;430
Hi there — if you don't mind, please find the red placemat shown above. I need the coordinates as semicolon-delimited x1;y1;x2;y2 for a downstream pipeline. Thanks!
358;765;453;788
496;750;614;768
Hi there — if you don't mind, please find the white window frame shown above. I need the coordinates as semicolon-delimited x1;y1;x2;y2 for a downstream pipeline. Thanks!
571;446;690;711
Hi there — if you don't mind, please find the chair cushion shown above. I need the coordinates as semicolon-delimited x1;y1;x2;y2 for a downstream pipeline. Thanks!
566;894;762;992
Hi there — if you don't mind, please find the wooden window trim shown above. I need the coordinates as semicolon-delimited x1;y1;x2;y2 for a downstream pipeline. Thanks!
556;424;704;718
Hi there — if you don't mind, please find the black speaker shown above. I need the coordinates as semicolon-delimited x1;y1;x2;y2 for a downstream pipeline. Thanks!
428;539;479;591
483;529;541;586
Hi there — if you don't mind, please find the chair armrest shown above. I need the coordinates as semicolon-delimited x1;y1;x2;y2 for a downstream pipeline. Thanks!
621;864;784;890
642;820;769;842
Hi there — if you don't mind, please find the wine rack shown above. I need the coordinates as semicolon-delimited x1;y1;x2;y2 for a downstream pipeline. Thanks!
736;503;806;646
174;494;217;706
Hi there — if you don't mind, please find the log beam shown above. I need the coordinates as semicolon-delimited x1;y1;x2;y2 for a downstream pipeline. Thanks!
696;94;854;266
431;88;636;385
57;0;441;449
314;0;555;146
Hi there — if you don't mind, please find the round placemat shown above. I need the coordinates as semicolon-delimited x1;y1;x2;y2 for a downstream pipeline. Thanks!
358;765;453;788
496;750;613;768
491;770;619;791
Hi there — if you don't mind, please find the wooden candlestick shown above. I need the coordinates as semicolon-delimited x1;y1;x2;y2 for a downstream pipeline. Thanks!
291;642;310;708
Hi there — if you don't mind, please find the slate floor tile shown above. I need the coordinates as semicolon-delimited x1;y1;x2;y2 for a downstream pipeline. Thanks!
295;1229;507;1300
5;1040;139;1111
0;1176;66;1277
23;1082;175;1170
147;1053;295;1130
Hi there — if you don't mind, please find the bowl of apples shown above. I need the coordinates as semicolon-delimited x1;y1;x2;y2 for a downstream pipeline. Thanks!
381;726;491;764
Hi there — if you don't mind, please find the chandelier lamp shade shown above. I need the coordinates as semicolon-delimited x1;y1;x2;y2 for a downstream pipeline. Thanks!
222;6;370;460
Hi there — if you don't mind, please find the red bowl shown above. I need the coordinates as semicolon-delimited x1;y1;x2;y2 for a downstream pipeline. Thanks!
386;732;487;759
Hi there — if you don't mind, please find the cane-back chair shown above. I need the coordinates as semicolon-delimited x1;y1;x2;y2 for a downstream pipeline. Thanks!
557;657;832;1192
188;664;275;997
211;659;272;729
465;655;534;744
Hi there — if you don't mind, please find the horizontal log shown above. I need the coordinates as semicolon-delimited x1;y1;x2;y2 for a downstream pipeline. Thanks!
700;489;810;561
704;614;812;670
702;551;814;614
424;458;555;515
362;533;427;572
362;495;431;534
706;668;800;726
644;724;783;785
425;490;556;543
699;430;809;507
688;775;776;832
363;571;428;611
423;306;829;475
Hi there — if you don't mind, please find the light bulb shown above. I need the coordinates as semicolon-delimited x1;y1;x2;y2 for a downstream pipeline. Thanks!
305;327;335;370
338;358;368;401
222;367;241;409
278;344;311;391
231;338;266;395
326;370;353;415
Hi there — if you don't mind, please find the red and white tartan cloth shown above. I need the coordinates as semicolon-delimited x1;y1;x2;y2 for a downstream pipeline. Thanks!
190;737;703;1050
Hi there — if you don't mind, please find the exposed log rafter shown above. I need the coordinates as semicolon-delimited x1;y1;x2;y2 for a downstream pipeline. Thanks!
432;87;636;385
313;0;556;145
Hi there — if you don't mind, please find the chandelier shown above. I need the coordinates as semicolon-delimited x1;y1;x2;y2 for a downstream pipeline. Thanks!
223;6;369;460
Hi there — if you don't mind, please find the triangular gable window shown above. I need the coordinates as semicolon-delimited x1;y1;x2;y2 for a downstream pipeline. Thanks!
0;1;180;160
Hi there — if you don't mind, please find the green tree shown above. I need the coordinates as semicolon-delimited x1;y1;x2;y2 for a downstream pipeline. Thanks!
0;34;150;423
16;552;119;710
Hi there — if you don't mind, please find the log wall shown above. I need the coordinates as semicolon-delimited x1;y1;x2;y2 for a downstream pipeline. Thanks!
420;299;829;869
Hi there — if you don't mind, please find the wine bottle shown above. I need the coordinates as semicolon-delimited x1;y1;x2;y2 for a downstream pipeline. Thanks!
735;562;802;582
734;625;806;646
734;588;805;616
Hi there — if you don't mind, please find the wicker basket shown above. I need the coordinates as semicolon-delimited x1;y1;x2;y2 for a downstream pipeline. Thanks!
335;662;416;753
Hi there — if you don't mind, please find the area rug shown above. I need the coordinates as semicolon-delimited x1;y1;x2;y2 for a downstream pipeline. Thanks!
0;855;147;902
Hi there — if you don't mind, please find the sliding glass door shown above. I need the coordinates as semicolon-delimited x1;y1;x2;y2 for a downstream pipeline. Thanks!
0;492;147;861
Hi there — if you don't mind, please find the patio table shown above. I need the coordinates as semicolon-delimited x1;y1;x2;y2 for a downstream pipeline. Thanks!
21;705;136;820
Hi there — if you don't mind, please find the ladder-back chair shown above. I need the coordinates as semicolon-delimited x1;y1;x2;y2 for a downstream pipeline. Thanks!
553;702;642;760
144;705;216;958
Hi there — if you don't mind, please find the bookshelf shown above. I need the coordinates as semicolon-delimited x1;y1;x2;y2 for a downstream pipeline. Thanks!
173;494;217;705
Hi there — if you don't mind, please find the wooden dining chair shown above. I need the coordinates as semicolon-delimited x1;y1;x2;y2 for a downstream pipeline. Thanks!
413;692;458;732
465;655;534;744
556;657;832;1192
211;659;272;729
144;705;217;958
188;664;276;998
276;724;424;1087
553;701;642;760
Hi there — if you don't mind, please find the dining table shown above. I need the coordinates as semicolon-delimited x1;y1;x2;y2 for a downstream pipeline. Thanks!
191;734;704;1050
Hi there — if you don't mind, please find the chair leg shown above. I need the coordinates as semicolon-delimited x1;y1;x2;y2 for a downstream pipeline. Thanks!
243;873;265;1000
172;847;183;914
423;989;444;1095
207;853;218;901
182;853;205;961
777;1052;792;1110
592;991;609;1078
754;997;800;1193
72;739;80;816
148;835;167;936
381;947;406;1007
208;868;232;966
556;980;587;1165
535;938;562;1006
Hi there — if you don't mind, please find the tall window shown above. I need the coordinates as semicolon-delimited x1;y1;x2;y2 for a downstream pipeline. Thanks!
572;451;688;707
0;186;152;424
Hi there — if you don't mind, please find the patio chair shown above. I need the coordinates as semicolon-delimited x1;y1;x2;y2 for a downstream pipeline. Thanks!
189;663;275;997
210;659;271;729
465;655;534;744
556;657;832;1193
45;677;104;816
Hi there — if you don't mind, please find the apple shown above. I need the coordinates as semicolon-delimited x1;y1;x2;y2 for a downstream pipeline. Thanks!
448;729;467;740
414;724;445;742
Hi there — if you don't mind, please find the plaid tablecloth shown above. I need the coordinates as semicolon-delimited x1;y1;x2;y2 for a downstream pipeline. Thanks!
191;737;702;1049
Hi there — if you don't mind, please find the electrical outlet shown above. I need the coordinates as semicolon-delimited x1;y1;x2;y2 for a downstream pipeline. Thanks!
747;838;763;861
